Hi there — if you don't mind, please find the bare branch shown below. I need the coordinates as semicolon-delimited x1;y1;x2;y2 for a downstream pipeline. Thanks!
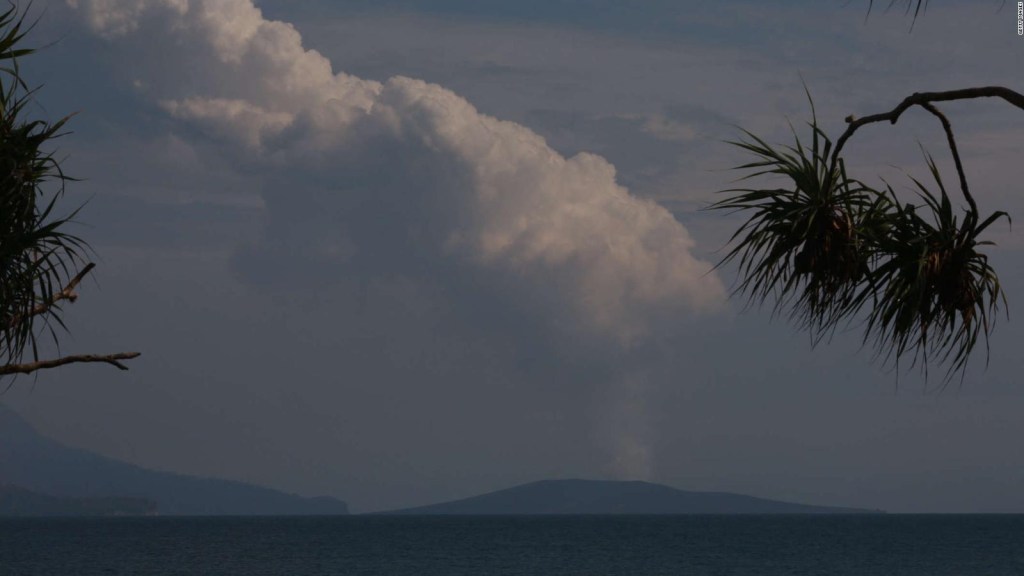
831;87;1024;168
9;262;97;329
918;102;977;220
0;352;141;376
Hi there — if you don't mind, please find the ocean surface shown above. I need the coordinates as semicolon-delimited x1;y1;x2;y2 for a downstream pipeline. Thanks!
2;515;1023;575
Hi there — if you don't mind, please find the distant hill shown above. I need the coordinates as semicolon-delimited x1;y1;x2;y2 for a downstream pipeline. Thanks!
0;485;157;517
380;479;880;515
0;405;348;516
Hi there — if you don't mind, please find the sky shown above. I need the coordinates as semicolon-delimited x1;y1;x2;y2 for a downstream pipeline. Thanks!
3;0;1023;513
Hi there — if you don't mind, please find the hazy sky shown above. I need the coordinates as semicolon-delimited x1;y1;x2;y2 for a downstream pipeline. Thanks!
4;0;1023;513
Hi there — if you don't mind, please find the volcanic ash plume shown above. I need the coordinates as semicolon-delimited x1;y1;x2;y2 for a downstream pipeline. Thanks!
67;0;725;344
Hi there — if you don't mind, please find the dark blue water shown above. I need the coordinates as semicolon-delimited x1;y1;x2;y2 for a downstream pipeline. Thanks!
2;515;1023;575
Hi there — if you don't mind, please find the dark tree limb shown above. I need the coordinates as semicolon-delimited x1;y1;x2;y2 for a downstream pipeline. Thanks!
918;102;977;219
831;87;1024;168
2;262;140;378
9;262;96;329
0;352;141;376
830;87;1024;214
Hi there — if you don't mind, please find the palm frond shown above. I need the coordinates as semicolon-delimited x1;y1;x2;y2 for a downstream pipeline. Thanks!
710;96;1010;383
863;154;1008;382
867;0;929;20
708;101;893;339
0;4;89;369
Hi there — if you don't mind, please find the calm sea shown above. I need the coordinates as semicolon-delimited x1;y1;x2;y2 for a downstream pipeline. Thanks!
2;515;1022;575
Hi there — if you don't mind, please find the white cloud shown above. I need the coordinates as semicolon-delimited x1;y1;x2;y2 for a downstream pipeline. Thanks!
159;98;294;149
68;0;724;343
631;114;700;143
67;0;188;37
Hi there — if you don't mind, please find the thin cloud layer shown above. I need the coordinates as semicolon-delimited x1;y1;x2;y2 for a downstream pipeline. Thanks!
68;0;724;343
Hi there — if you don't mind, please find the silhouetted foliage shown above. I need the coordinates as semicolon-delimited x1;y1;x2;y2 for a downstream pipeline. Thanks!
867;0;930;21
711;4;1018;383
0;4;137;379
0;6;81;364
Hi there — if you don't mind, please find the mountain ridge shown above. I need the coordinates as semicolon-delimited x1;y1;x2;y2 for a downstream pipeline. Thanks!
0;404;348;516
378;478;881;515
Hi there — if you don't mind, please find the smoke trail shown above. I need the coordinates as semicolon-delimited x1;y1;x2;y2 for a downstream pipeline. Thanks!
600;371;655;480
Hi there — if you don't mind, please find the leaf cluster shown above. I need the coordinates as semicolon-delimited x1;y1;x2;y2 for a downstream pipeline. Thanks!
710;102;1009;382
866;156;1008;379
0;5;87;368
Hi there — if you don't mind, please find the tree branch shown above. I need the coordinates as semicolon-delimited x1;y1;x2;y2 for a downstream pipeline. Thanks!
831;86;1024;168
919;102;977;220
0;352;141;376
9;262;96;329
